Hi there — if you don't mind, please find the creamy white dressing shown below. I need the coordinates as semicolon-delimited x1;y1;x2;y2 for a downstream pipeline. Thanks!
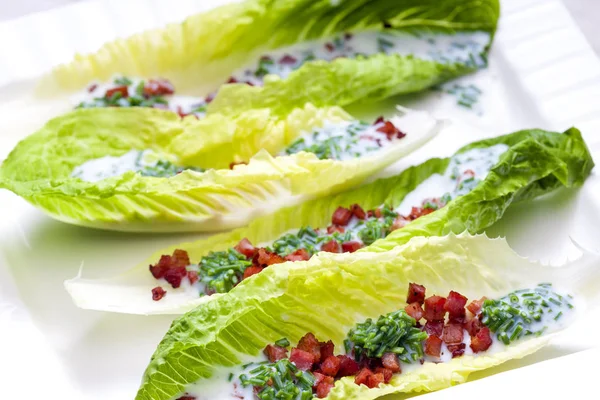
71;150;152;182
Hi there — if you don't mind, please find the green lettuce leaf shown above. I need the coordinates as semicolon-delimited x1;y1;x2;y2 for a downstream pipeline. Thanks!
0;105;438;232
64;127;594;314
39;0;499;114
135;233;600;400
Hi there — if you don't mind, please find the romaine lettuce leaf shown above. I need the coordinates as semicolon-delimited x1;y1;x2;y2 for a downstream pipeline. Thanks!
64;127;594;314
39;0;500;115
134;233;600;400
0;105;438;232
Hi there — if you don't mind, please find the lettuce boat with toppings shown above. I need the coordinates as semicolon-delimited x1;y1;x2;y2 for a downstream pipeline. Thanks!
40;0;499;117
135;234;600;400
65;128;594;313
0;104;438;231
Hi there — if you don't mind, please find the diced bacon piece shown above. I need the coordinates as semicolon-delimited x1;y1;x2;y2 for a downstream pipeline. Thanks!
373;116;385;125
172;249;190;265
234;238;256;259
284;249;311;262
315;380;334;398
87;83;98;93
254;248;285;267
375;367;393;384
407;283;426;304
327;225;345;234
442;323;464;345
408;206;435;220
447;343;466;358
391;216;409;231
312;372;334;389
423;320;444;337
144;79;175;96
375;120;406;140
290;348;314;370
367;372;385;388
321;356;341;376
242;266;263;280
151;286;166;301
467;297;487;315
444;291;468;316
465;317;484;337
279;54;298;65
263;344;288;362
373;208;383;218
205;93;215;103
423;295;447;321
332;207;353;226
448;309;466;324
320;340;335;360
470;327;493;353
177;395;196;400
404;302;424;321
350;204;366;219
187;271;199;285
354;368;373;386
325;42;335;52
342;241;362;253
297;333;321;363
424;335;442;357
164;266;187;288
381;352;401;373
226;76;238;83
337;355;360;377
463;169;475;179
105;85;129;98
321;240;341;253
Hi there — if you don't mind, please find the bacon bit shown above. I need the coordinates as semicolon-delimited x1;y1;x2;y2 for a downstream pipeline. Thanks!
312;372;333;389
332;206;353;226
467;297;487;315
176;395;196;400
442;323;464;345
424;295;447;321
375;367;393;384
463;169;475;179
448;310;466;324
337;355;360;377
151;286;166;301
470;327;493;353
87;83;98;93
325;42;335;52
354;368;373;386
297;333;322;363
243;265;264;280
373;116;385;125
423;320;444;337
229;161;247;169
315;380;335;398
144;79;175;96
408;206;435;220
444;291;468;316
279;54;298;65
254;248;285;267
404;302;424;321
321;356;341;376
407;283;426;304
342;241;362;253
235;238;257;259
424;335;442;357
290;348;314;370
381;352;401;372
390;215;409;231
164;267;188;288
350;204;366;220
367;372;385;389
321;240;341;253
464;317;483;337
327;225;345;234
320;340;335;360
375;120;406;140
264;344;288;362
344;32;353;40
284;248;311;262
227;76;238;84
187;271;199;285
447;343;466;358
105;85;129;99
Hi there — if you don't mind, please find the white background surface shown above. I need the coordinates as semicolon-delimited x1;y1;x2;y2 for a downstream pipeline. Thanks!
1;1;600;400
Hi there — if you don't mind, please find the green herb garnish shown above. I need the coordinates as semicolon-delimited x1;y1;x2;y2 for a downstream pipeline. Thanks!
199;249;251;294
240;359;314;400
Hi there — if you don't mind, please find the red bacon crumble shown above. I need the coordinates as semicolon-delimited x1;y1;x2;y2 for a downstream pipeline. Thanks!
321;240;341;253
423;295;447;321
105;85;129;99
465;317;484;337
149;249;191;288
254;248;285;267
444;291;468;315
467;297;487;315
447;343;466;358
290;348;315;370
264;344;288;362
407;283;426;304
144;79;175;96
315;380;334;398
87;83;98;93
404;302;424;321
424;335;442;357
350;204;366;220
423;320;444;337
279;54;298;65
284;248;311;262
243;265;264;280
313;372;333;389
187;271;199;285
367;372;385;388
327;225;345;234
151;286;166;301
176;395;196;400
381;352;401;373
442;323;464;345
325;42;335;52
297;333;322;363
320;340;335;360
375;367;393;383
408;206;435;220
337;355;360;377
235;238;256;259
470;327;493;353
332;206;353;226
391;216;409;231
375;120;406;140
342;241;362;253
321;356;341;376
354;368;373;387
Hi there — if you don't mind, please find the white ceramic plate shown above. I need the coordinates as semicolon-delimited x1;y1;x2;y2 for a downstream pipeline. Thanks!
1;0;600;399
